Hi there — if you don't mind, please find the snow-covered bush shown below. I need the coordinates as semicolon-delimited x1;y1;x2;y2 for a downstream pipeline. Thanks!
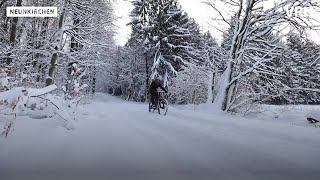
63;62;88;100
0;85;75;137
0;68;10;92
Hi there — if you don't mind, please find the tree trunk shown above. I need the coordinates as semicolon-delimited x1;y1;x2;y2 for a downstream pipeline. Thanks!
213;62;231;111
46;47;58;86
46;0;67;86
6;0;22;65
213;64;219;102
92;66;96;94
218;60;238;111
206;70;214;104
38;17;49;82
145;53;149;101
214;0;251;111
9;0;22;44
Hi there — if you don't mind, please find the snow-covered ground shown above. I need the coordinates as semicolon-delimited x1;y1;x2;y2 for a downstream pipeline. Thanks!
1;93;320;180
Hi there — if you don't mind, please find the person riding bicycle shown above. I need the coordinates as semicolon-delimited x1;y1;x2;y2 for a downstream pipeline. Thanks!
150;78;167;108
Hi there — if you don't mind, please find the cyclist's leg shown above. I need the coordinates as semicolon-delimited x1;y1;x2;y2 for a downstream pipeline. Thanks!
150;91;155;106
150;91;158;106
155;92;159;107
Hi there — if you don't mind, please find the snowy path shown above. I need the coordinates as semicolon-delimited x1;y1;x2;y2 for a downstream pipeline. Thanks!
1;93;320;180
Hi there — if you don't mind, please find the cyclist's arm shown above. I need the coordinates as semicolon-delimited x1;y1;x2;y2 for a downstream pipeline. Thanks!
159;86;167;93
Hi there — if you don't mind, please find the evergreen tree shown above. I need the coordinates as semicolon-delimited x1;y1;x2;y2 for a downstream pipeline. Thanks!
129;0;193;87
285;33;320;104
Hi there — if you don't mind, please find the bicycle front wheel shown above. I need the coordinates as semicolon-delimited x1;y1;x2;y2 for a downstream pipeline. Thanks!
159;99;168;115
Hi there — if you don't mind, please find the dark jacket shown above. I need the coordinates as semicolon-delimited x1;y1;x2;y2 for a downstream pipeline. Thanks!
150;81;167;93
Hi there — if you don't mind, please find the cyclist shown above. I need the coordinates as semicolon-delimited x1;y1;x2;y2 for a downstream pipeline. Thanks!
150;78;167;108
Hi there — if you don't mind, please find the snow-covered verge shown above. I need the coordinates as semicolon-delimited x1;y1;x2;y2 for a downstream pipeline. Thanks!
245;105;320;128
175;103;320;128
0;85;76;137
0;93;320;180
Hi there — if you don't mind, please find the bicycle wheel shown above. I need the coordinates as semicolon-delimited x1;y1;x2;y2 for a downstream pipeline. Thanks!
158;99;168;115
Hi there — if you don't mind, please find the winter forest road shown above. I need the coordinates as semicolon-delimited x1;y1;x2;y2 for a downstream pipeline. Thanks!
1;93;320;180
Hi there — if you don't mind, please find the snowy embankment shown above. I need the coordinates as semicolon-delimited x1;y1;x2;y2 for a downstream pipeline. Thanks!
0;93;320;180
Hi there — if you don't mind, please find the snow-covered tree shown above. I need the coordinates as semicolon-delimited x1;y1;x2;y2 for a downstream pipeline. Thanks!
0;0;116;130
205;0;320;111
0;0;115;91
128;0;151;98
170;63;208;104
129;0;194;89
201;31;224;104
284;33;320;104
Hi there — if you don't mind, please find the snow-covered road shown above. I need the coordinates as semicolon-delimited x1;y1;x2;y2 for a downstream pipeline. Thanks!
1;93;320;180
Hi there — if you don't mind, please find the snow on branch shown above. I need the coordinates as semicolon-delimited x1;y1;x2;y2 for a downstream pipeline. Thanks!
283;87;320;93
28;85;58;97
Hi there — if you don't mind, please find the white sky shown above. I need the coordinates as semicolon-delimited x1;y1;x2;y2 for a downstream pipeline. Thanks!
114;0;320;46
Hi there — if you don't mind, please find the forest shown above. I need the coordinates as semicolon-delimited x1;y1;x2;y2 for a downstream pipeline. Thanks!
0;0;320;128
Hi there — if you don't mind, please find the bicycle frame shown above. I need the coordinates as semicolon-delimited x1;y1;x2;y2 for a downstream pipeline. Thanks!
149;91;168;115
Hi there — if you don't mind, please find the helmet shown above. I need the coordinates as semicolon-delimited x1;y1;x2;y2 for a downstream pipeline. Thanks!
154;79;160;86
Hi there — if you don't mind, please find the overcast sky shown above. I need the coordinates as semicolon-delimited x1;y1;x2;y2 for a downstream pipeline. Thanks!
114;0;320;46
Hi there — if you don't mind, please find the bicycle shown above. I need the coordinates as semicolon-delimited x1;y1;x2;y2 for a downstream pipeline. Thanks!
149;91;168;115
